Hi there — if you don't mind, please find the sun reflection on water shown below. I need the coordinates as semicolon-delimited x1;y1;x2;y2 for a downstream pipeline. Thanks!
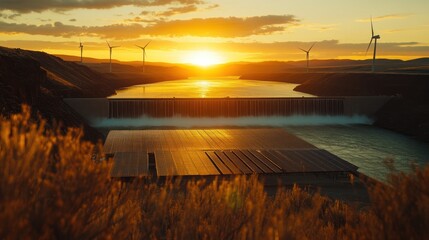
110;77;314;98
196;81;210;98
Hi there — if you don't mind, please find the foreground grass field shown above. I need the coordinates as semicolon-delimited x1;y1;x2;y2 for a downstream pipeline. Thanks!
1;107;428;239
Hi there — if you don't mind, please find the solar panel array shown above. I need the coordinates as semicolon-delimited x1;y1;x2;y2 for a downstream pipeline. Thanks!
104;129;358;177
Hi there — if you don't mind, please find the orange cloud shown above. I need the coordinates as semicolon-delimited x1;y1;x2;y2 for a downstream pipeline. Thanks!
0;21;145;39
156;4;199;16
143;15;299;37
356;14;410;22
0;0;206;13
0;15;299;39
305;23;337;32
130;4;200;18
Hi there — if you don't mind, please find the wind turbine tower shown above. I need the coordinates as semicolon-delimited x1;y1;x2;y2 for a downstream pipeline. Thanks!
79;40;83;63
106;41;120;73
366;17;381;72
136;41;151;73
299;43;315;72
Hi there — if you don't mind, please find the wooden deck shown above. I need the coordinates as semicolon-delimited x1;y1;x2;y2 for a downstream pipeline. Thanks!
104;128;358;177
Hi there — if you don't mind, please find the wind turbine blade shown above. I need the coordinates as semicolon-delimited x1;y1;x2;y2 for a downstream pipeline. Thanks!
112;46;120;48
371;17;374;36
298;48;307;53
366;38;373;55
143;40;151;48
136;45;144;49
308;42;316;52
106;41;111;48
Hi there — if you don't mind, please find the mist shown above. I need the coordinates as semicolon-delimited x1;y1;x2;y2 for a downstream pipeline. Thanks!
92;115;373;128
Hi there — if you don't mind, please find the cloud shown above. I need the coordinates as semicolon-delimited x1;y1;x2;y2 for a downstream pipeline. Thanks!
0;15;299;38
205;4;219;10
0;0;206;13
383;26;428;34
37;18;52;22
131;4;199;18
88;24;145;39
130;3;217;18
143;15;299;37
0;21;145;39
156;4;198;17
125;16;159;23
0;12;21;20
356;14;410;22
305;23;337;32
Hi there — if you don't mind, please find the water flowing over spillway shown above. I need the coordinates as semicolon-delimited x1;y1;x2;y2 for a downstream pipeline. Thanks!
108;98;345;118
105;77;389;118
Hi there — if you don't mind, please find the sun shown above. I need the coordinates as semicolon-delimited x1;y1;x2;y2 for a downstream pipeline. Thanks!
184;50;224;67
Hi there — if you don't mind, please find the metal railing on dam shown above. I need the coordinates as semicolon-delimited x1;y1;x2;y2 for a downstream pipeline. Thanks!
107;98;345;118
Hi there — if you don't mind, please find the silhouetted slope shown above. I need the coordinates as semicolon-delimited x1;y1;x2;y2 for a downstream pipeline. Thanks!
0;46;118;140
241;72;429;141
290;72;429;141
0;49;45;113
374;98;429;142
0;47;116;97
293;73;429;97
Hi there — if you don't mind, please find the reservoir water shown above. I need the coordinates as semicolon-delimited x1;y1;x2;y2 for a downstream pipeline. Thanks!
110;76;314;98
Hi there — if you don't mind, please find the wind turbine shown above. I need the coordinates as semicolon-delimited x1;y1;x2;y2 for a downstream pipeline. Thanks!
79;39;83;63
366;17;381;72
136;41;151;73
106;41;120;73
299;43;315;72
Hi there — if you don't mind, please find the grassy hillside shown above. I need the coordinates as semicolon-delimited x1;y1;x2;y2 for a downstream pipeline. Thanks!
0;47;121;140
1;108;428;239
0;47;117;97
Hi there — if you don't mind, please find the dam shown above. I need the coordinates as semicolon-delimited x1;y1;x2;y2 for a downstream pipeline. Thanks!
65;78;392;120
107;97;345;118
65;96;390;120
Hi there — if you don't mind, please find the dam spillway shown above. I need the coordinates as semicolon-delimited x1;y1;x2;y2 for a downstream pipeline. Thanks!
64;96;392;122
107;97;345;118
63;78;393;122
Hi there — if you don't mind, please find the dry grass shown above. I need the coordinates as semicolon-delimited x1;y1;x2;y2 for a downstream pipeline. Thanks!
1;107;428;239
0;106;139;239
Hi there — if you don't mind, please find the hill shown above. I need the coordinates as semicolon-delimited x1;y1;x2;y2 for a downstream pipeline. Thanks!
240;72;429;141
0;47;118;140
0;47;191;140
1;47;117;98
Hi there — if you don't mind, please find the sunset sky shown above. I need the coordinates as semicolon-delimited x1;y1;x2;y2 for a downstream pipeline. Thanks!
1;0;428;64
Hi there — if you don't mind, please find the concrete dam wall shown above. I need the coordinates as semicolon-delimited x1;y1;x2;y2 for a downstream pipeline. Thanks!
108;98;345;118
64;96;392;121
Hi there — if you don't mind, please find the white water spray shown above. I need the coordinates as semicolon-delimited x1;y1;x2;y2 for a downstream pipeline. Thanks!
92;115;373;128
